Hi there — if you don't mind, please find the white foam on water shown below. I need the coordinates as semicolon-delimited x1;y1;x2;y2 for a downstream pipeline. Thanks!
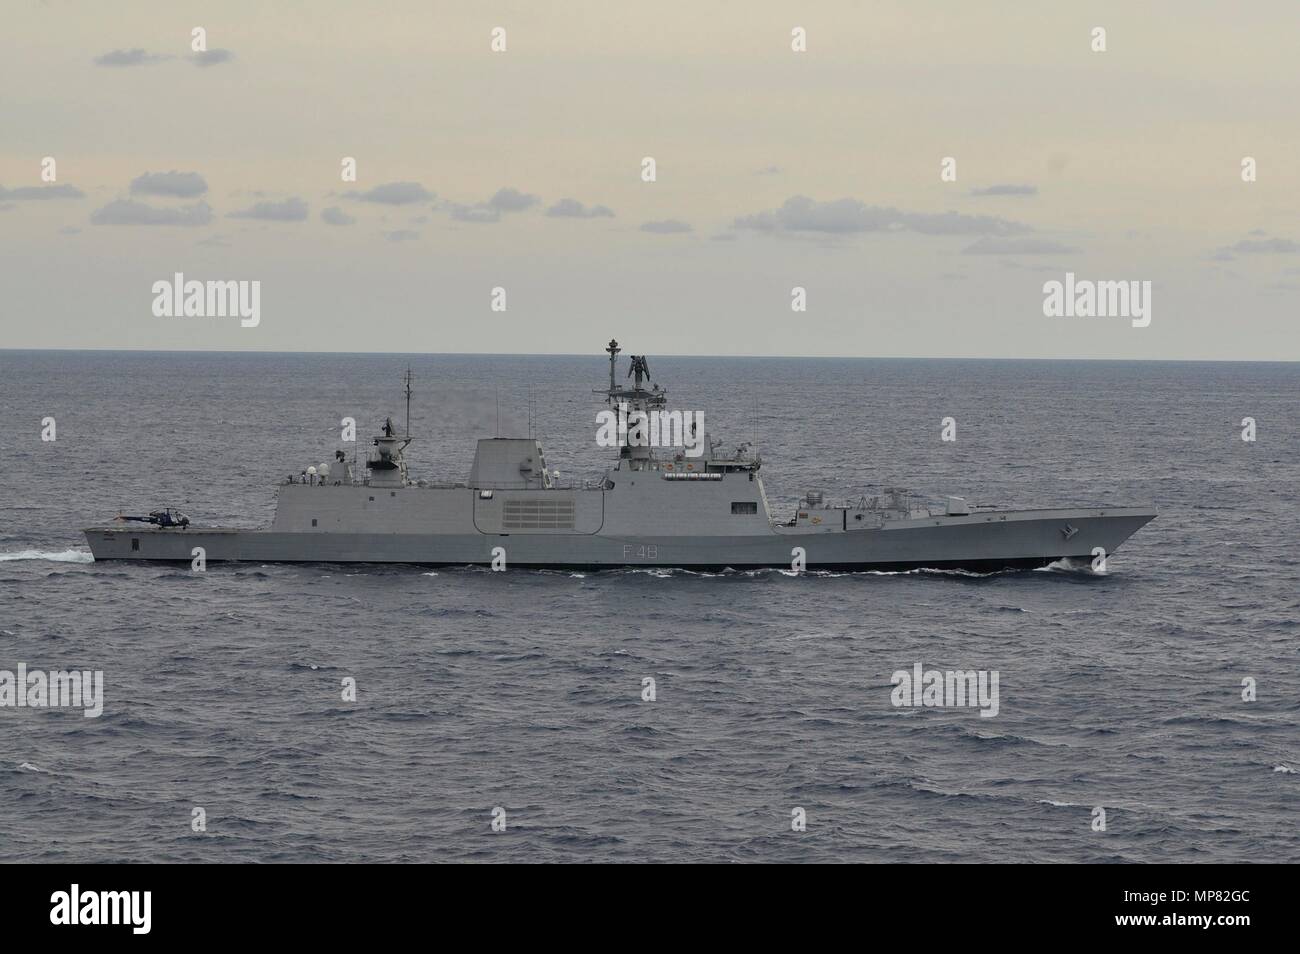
868;566;996;578
1036;557;1103;575
0;549;94;563
17;762;51;774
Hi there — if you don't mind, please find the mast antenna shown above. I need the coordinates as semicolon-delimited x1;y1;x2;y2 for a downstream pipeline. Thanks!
403;366;413;440
605;338;620;404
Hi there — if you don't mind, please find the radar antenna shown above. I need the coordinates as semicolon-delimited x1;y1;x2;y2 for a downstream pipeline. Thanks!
594;339;666;408
627;354;651;387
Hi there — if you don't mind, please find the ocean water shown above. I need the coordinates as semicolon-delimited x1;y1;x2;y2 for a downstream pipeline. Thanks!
0;350;1296;863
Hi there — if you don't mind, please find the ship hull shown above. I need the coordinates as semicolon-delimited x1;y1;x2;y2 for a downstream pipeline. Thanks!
84;507;1155;572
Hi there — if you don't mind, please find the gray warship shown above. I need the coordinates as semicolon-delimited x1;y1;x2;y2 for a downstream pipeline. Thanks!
84;341;1156;571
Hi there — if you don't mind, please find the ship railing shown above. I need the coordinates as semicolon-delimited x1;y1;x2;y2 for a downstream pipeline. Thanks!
525;478;609;491
284;475;610;491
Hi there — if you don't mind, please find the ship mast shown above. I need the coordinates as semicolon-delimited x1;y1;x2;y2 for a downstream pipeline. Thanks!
596;338;667;469
605;338;620;404
403;367;413;441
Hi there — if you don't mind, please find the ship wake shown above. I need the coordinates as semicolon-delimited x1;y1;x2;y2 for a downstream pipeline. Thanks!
1034;556;1106;575
0;549;95;563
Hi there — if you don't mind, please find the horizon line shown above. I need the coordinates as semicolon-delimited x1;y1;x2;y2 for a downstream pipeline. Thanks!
1;346;1297;365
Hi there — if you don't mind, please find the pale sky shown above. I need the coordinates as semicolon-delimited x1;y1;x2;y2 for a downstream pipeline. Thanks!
2;0;1299;359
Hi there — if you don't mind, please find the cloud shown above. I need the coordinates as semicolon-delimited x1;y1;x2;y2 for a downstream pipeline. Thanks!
446;187;540;222
488;187;539;212
908;211;1031;236
192;49;234;67
345;182;434;205
734;196;1029;236
93;48;167;67
385;229;420;242
59;226;82;235
962;236;1079;255
0;184;85;200
1218;237;1299;255
755;165;783;176
228;197;309;221
197;235;230;247
545;198;614;218
91;199;214;226
130;171;208;198
641;219;693;234
999;259;1061;272
970;184;1038;196
321;206;356;226
450;204;500;223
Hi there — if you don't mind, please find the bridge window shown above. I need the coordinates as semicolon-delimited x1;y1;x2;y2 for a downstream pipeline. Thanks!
731;501;758;514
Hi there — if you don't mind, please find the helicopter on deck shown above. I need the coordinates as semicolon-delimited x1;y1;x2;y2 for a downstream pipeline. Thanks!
115;508;190;529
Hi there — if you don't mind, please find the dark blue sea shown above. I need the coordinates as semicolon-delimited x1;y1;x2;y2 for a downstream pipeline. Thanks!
1;351;1297;862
